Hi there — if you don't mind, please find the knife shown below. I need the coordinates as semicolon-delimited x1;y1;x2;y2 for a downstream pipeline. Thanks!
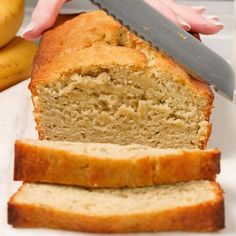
90;0;235;100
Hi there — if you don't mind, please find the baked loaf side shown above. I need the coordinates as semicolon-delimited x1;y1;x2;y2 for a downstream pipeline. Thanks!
8;181;224;232
30;11;214;149
14;139;220;187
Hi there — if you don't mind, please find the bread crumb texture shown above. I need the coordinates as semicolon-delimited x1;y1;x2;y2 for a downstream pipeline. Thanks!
12;181;218;215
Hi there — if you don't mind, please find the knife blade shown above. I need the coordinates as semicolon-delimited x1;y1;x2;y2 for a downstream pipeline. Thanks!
90;0;235;100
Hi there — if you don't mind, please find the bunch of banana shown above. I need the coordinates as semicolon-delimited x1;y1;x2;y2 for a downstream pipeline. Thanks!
0;0;37;91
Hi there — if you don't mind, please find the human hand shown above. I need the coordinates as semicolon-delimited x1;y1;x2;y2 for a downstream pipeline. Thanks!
23;0;223;41
145;0;223;34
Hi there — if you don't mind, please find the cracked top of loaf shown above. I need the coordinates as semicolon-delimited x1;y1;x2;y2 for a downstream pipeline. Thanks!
29;10;213;101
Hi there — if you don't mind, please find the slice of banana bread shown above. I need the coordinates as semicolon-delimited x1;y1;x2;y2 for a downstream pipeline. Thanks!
8;181;224;232
14;139;220;187
30;11;214;149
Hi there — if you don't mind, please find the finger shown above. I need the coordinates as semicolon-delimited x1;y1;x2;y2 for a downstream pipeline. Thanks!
23;0;66;40
192;17;223;35
176;7;223;34
144;0;191;31
205;15;219;21
160;1;223;34
161;0;206;14
191;6;206;14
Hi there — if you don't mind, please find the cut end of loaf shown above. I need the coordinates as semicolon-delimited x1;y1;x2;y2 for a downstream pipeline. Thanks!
30;11;213;149
33;70;212;149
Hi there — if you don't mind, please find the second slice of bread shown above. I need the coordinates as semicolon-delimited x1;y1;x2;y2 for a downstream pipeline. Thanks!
14;139;220;187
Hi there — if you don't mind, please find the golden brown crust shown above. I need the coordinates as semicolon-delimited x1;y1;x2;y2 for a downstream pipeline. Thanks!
30;11;214;99
14;140;220;187
153;149;221;185
29;11;147;93
8;182;224;232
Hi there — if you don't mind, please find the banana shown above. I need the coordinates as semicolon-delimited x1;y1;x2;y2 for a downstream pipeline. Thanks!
0;0;24;48
0;37;37;91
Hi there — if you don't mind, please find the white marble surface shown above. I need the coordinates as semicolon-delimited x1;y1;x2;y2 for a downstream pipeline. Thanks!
1;0;236;235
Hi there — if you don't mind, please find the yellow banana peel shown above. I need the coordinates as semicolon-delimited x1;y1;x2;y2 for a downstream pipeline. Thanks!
0;37;37;91
0;0;24;48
